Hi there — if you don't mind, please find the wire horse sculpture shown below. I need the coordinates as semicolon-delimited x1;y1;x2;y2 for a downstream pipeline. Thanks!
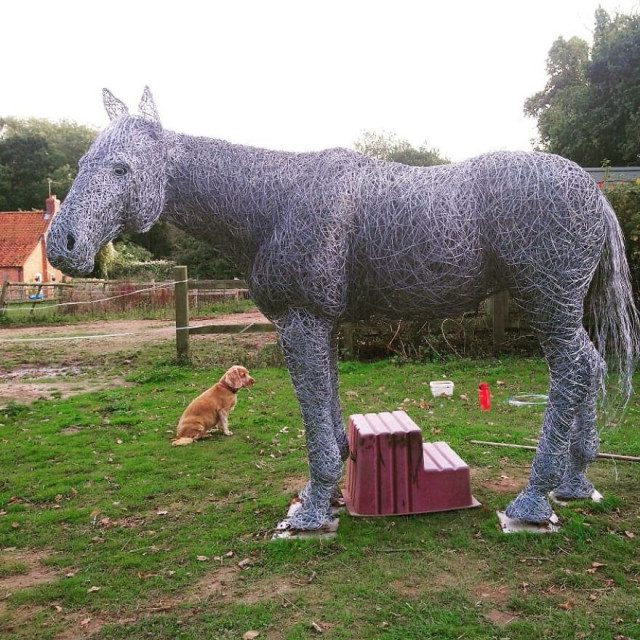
48;88;638;530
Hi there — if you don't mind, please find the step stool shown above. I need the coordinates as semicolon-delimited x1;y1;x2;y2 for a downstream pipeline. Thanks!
344;411;480;516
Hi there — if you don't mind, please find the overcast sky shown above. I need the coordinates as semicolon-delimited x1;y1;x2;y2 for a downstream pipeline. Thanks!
3;0;639;160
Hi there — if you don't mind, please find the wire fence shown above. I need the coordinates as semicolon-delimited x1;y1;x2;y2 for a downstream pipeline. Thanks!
0;278;249;318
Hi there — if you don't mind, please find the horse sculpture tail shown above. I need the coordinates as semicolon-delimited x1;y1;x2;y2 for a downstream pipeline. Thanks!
589;195;640;405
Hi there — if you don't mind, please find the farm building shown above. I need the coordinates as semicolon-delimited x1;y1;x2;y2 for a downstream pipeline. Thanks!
0;195;63;282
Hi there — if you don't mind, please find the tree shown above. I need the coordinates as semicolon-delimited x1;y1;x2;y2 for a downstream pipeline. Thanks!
0;118;96;210
526;9;640;166
166;225;240;279
354;130;449;166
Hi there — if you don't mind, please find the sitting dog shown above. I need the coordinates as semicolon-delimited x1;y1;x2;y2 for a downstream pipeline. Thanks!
172;365;255;446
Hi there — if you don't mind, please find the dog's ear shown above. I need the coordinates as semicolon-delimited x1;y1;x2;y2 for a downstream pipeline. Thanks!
225;366;243;389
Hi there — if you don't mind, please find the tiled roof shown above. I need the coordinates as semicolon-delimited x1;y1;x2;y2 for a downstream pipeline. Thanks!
0;211;49;267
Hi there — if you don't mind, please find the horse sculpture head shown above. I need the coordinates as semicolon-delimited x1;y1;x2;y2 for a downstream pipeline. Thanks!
48;87;166;275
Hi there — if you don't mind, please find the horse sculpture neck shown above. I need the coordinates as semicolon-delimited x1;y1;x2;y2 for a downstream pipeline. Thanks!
162;131;307;269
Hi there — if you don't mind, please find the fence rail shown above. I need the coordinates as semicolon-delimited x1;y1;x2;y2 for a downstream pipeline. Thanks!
0;276;248;317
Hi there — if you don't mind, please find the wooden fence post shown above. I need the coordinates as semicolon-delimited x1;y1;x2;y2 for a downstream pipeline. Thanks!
488;290;509;352
0;279;9;315
342;323;355;360
175;265;190;362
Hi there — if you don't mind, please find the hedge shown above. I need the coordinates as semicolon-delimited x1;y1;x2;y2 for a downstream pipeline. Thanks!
603;180;640;299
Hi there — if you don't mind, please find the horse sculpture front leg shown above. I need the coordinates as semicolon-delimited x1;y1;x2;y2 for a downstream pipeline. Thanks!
274;308;342;530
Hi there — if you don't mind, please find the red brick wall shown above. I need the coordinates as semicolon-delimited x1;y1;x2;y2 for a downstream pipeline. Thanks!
0;267;21;282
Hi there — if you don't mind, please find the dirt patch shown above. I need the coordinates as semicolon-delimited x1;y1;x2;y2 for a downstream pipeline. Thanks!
189;564;298;606
471;465;530;495
282;475;307;496
0;549;57;597
485;609;519;626
0;377;131;408
390;579;422;599
0;365;87;380
0;310;269;359
481;475;528;494
473;582;511;606
55;612;111;640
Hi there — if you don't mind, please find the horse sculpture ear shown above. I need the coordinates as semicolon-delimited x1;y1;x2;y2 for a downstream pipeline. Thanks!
102;88;129;121
138;86;161;124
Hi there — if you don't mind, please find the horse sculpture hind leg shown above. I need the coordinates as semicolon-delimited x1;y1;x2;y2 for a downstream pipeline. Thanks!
506;316;600;522
552;334;603;500
275;308;342;530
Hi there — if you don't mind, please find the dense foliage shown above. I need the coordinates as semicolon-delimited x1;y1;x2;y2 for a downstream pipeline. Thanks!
354;130;449;166
604;180;640;296
526;9;640;165
0;118;96;210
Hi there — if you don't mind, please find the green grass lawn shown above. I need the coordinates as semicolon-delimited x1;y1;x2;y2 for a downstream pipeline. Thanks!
0;340;638;639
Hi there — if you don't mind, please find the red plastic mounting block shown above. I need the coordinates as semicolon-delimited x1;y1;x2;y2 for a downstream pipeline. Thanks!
344;411;480;517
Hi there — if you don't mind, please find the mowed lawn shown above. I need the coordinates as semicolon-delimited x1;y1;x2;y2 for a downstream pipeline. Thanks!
0;336;639;640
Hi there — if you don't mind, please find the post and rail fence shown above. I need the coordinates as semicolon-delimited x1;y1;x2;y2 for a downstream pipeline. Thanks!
172;266;512;362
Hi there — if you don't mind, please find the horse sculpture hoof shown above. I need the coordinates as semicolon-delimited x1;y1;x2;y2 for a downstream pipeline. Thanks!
505;488;554;524
497;510;560;534
550;474;597;501
272;500;339;539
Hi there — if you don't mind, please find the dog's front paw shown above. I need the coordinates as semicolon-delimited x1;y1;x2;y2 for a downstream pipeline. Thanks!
223;430;234;436
172;437;194;446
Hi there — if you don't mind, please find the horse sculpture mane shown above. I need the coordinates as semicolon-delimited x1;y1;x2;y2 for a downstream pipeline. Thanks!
48;88;639;531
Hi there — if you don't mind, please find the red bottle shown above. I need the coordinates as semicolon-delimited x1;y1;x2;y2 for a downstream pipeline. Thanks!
479;382;491;411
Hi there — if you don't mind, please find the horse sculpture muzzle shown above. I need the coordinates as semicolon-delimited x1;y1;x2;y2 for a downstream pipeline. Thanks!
47;217;96;276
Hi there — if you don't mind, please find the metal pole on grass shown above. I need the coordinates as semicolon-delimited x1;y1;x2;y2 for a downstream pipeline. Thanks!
175;265;190;362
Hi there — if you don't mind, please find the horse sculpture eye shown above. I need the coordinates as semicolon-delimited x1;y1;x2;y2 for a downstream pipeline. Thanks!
113;164;128;177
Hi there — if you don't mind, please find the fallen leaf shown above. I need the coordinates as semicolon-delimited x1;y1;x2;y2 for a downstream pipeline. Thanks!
11;522;20;529
243;632;260;640
225;550;235;557
116;439;123;444
624;531;635;539
156;510;168;516
65;571;76;578
310;621;324;633
586;562;606;573
238;558;253;569
496;380;506;386
459;394;468;401
196;555;209;562
52;604;63;613
558;600;574;610
80;617;92;626
87;586;101;593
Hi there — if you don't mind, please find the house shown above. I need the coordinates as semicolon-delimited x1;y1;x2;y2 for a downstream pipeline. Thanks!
584;166;640;188
0;195;64;282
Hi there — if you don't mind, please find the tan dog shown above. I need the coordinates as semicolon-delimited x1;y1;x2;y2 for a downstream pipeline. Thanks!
172;365;255;446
